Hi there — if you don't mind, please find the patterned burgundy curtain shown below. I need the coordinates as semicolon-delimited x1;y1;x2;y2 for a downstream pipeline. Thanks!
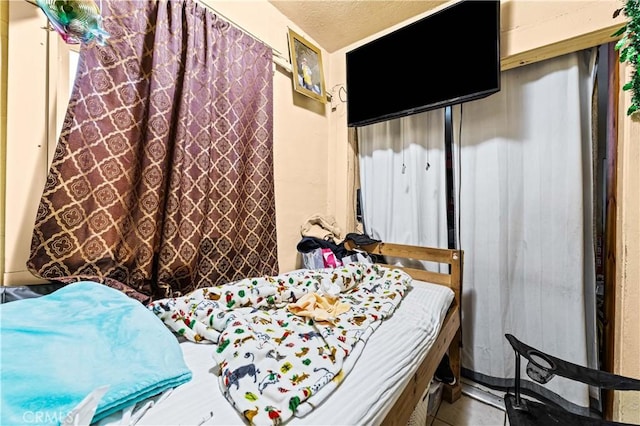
27;0;278;301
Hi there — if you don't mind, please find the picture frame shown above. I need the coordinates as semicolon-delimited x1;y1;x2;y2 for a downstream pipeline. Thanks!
287;28;327;103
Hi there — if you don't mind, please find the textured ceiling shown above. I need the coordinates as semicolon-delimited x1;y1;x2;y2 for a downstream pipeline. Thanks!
268;1;449;53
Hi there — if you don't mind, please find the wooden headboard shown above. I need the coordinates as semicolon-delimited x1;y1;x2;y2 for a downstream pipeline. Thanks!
343;240;462;307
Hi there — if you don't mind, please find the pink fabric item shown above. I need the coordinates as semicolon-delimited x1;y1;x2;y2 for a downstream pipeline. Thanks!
321;248;341;268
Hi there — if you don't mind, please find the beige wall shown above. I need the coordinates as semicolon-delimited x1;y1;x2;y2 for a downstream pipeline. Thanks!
4;2;49;285
0;1;7;285
614;61;640;424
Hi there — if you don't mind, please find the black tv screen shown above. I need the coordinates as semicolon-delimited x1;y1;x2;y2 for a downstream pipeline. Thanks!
346;0;500;127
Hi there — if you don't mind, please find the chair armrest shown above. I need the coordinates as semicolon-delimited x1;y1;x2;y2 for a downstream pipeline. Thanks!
505;334;640;391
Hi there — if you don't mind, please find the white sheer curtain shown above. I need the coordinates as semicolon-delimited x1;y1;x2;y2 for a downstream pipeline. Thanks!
358;111;447;248
358;49;597;409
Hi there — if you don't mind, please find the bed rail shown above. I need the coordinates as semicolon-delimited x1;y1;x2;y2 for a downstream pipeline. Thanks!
343;240;463;426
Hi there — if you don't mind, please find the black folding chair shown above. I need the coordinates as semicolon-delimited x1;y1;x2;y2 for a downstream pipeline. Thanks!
504;333;640;426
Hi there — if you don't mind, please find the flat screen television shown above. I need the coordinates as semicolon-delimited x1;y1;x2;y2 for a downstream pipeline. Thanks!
346;0;501;127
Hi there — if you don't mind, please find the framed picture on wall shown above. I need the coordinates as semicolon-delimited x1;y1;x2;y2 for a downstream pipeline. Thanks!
287;28;327;103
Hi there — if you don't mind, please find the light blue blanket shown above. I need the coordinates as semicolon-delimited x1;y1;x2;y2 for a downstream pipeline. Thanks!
0;281;192;425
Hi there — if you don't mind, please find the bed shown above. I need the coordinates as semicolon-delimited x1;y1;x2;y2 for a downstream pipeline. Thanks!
0;242;462;426
114;241;463;426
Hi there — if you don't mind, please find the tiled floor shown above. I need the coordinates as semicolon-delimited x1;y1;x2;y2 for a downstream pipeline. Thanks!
428;394;508;426
427;381;510;426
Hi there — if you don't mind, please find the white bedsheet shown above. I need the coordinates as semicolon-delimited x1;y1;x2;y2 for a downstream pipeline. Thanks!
121;280;454;426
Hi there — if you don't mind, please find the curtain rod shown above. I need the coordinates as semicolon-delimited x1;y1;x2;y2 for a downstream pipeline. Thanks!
195;1;287;58
195;1;293;72
22;0;293;71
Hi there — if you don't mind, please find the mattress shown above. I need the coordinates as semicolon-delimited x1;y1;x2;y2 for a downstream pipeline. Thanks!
105;279;454;426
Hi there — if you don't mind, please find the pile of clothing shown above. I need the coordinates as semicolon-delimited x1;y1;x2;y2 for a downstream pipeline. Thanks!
296;214;381;269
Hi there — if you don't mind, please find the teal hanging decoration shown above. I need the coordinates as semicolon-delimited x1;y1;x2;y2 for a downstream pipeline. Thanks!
35;0;110;46
613;0;640;116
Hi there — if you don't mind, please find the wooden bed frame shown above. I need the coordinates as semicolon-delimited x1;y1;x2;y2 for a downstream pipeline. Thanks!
344;240;463;426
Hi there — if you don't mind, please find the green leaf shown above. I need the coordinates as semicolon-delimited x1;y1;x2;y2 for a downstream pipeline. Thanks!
612;25;627;37
620;52;628;62
615;37;628;51
609;2;640;120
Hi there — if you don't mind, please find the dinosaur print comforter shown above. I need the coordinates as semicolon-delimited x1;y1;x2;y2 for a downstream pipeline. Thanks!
148;263;410;425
